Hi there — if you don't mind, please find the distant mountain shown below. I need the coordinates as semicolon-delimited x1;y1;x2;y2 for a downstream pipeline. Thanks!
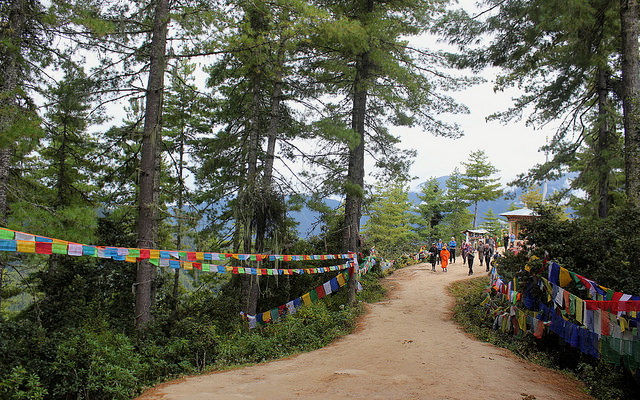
290;173;576;238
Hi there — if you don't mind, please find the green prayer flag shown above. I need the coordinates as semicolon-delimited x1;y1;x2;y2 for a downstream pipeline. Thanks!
309;289;318;302
129;249;140;258
0;229;14;240
605;289;614;301
52;243;67;254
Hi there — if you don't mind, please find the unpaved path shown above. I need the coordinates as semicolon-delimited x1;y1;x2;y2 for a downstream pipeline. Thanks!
137;261;593;400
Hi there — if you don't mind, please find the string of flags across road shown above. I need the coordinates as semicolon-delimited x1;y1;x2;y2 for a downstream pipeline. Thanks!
0;227;356;275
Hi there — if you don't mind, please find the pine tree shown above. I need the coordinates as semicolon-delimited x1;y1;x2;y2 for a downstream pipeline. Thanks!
460;151;502;227
415;178;445;242
363;181;417;259
441;168;473;239
480;209;504;238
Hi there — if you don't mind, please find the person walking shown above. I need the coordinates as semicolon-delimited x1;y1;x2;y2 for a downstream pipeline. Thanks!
461;242;469;266
429;243;438;271
467;246;475;275
436;239;443;265
440;244;450;272
448;237;457;263
484;243;494;272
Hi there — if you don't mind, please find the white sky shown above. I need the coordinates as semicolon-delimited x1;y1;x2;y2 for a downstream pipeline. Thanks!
395;1;553;191
397;74;552;190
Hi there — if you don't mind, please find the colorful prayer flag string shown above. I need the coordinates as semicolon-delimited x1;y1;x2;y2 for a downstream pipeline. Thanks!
0;227;357;275
488;260;640;372
243;269;352;328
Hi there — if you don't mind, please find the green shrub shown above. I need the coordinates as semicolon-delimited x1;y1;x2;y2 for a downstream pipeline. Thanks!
216;301;358;367
0;366;47;400
48;326;141;400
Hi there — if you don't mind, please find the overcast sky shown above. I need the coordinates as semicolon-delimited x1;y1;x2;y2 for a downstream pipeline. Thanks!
392;0;554;192
397;72;552;191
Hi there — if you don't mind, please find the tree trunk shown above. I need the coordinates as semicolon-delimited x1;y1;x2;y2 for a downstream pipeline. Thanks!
240;73;262;316
343;51;370;305
472;201;479;228
0;0;28;316
620;0;640;211
135;0;169;330
255;77;283;253
171;127;186;321
595;68;611;218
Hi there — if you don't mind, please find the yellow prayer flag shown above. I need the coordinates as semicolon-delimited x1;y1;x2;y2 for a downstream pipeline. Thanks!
559;267;572;287
336;273;346;287
262;311;271;322
17;240;36;253
149;249;160;259
576;298;584;325
195;252;204;260
301;293;312;305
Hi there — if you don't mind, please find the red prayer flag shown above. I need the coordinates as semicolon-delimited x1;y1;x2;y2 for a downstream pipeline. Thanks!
139;249;150;259
315;285;326;299
35;242;52;254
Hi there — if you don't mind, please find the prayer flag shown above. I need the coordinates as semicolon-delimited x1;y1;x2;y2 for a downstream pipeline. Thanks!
323;281;333;296
16;241;35;253
559;267;572;287
0;240;17;252
15;232;34;241
52;243;67;255
35;242;52;255
68;243;83;256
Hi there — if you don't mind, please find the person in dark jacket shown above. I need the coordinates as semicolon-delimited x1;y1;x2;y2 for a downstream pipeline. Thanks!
467;247;475;275
484;243;494;272
429;243;438;271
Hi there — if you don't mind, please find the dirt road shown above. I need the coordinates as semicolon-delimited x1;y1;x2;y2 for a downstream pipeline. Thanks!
137;260;593;400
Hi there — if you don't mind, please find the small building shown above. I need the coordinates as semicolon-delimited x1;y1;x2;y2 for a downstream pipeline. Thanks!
499;208;538;239
460;228;489;244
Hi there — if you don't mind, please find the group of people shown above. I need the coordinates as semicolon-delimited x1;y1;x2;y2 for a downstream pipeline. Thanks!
460;241;500;275
417;237;458;272
417;236;502;276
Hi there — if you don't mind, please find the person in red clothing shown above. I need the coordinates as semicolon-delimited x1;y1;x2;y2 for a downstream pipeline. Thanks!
440;244;450;272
